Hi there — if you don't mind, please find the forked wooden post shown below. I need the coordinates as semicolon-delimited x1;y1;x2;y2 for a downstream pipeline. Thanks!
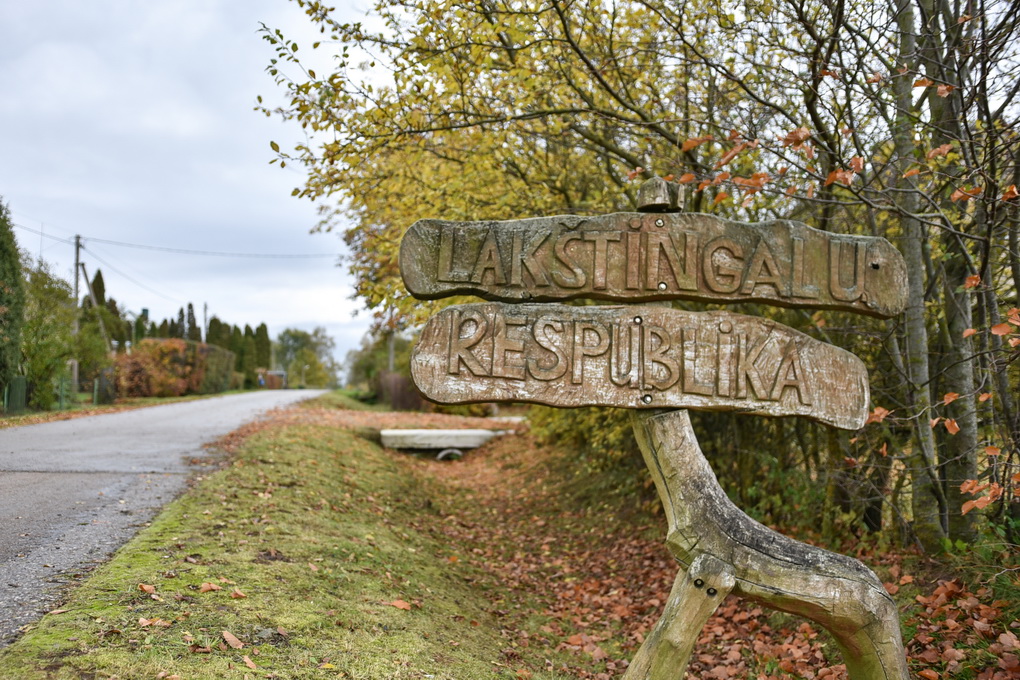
623;409;909;680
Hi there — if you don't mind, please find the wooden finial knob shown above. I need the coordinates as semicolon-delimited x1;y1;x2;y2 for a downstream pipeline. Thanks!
637;176;683;213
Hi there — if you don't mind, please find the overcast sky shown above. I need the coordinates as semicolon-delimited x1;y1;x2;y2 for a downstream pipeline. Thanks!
0;0;375;365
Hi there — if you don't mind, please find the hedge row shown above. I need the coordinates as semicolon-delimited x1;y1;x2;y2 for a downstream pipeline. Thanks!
115;338;235;398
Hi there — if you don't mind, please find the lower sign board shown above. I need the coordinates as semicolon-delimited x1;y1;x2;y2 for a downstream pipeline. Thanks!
411;303;869;430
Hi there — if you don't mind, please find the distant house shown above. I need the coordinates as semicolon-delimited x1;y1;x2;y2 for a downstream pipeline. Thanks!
259;370;288;389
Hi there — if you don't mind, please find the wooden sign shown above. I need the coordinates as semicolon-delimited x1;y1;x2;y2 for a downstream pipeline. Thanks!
411;303;869;430
400;213;908;318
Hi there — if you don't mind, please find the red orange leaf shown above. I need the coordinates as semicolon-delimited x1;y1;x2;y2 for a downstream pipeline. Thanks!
138;584;156;594
243;655;257;670
677;172;696;184
902;167;921;178
713;191;730;205
944;418;961;434
849;156;864;172
979;392;992;402
991;322;1013;336
865;406;892;424
942;392;960;405
715;142;748;169
222;630;244;649
681;136;713;152
951;186;982;201
1003;184;1019;201
985;446;1001;456
962;328;977;338
780;126;811;148
387;599;413;610
913;78;935;88
199;582;222;593
927;143;953;159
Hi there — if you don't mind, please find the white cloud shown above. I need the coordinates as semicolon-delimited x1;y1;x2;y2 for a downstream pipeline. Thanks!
1;0;376;363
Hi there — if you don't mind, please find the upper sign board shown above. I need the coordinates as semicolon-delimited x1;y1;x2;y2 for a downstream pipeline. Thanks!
400;213;908;318
411;303;870;430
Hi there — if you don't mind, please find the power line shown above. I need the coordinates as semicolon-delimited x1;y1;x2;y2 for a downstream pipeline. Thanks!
11;221;75;245
81;244;181;304
86;235;338;259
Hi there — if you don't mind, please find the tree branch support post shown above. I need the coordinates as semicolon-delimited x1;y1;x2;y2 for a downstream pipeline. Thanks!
623;409;909;680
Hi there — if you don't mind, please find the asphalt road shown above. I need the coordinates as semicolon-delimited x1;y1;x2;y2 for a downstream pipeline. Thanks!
0;389;326;645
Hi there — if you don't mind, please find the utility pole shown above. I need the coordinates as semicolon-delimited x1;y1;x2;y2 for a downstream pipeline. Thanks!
70;235;81;393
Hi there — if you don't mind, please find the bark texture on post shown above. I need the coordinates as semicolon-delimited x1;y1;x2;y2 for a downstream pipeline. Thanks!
625;554;735;679
626;409;909;680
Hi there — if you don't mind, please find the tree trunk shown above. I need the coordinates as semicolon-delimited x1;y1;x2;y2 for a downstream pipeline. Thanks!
892;0;947;551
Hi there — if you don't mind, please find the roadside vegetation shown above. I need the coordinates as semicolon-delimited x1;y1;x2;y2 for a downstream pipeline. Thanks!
1;199;342;418
262;0;1020;563
1;395;1017;678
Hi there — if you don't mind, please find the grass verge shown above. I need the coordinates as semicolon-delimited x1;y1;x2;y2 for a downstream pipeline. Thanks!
2;397;1016;679
0;415;571;679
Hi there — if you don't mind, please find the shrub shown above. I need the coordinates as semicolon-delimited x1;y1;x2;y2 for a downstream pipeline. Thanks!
116;338;235;397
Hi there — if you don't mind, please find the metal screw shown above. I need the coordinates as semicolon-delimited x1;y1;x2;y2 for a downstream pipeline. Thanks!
707;587;718;596
719;321;733;333
693;579;704;588
633;316;643;324
655;218;665;227
641;394;652;404
657;282;667;291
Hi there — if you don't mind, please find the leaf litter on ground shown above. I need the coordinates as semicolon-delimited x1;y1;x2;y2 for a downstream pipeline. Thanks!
0;394;1016;679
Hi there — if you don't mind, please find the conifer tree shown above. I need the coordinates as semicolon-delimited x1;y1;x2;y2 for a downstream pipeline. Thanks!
0;200;26;394
158;319;169;337
90;269;106;308
254;323;271;369
186;303;201;342
230;325;244;371
175;308;185;339
207;317;224;348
